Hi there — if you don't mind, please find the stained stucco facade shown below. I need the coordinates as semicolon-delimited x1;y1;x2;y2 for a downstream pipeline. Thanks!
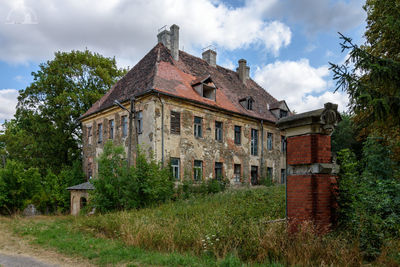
81;93;286;184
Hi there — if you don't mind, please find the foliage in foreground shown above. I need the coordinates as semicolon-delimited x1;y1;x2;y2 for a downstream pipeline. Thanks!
337;137;400;259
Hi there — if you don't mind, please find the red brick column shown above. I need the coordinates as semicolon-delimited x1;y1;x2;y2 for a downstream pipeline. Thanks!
277;103;341;232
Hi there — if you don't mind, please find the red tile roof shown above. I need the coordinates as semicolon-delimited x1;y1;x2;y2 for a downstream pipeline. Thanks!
81;43;285;122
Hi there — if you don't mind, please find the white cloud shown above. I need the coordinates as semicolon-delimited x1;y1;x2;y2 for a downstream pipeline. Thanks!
254;59;349;113
0;89;19;122
0;0;291;65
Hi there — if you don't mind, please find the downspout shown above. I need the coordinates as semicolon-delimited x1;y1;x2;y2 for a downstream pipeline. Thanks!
156;93;165;165
260;120;264;179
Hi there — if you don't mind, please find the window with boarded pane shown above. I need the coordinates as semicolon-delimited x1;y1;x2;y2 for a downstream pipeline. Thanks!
194;116;202;138
122;116;128;137
267;132;273;150
194;160;202;181
97;123;103;143
251;129;258;155
137;111;143;134
215;121;223;141
234;126;241;145
170;111;181;134
109;119;114;139
234;164;241;183
171;158;180;180
215;162;223;180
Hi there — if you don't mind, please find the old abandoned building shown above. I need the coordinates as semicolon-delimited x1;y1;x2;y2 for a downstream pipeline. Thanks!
79;24;290;186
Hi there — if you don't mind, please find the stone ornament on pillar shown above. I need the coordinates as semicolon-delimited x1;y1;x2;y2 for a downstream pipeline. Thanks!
277;102;341;233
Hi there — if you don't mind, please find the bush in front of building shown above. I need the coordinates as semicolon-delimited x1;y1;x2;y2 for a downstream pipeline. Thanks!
91;141;174;213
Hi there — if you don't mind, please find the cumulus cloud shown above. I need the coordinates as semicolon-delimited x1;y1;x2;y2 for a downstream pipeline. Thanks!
254;59;349;112
263;0;365;34
0;0;291;65
0;89;19;122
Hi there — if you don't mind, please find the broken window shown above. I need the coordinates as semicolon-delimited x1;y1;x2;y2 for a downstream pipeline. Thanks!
171;158;180;181
109;119;114;139
194;116;202;138
137;111;143;134
251;166;258;185
234;164;241;183
267;167;273;180
192;76;216;101
234;125;241;145
280;109;288;118
267;132;273;150
251;129;258;156
97;123;103;143
194;160;202;181
171;111;180;134
215;121;223;141
281;169;286;184
215;162;223;180
247;98;253;110
281;136;286;153
122;116;128;138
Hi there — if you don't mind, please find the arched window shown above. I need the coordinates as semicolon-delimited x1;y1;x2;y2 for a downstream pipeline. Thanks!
80;197;87;209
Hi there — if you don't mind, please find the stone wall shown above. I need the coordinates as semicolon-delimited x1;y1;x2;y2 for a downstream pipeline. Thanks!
70;190;90;216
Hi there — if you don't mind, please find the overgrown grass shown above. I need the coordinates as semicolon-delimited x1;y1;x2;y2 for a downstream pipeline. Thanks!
77;186;285;261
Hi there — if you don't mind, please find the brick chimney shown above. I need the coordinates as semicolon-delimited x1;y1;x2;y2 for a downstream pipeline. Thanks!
202;49;217;67
157;24;179;61
237;59;249;83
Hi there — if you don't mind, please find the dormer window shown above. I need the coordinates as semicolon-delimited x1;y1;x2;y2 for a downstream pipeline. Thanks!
239;96;254;111
191;75;216;101
280;109;288;118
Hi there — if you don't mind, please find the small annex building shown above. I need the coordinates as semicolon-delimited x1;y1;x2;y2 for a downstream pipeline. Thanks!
67;181;94;215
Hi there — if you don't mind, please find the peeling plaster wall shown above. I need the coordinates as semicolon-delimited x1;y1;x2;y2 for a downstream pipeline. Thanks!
153;96;286;184
70;190;90;216
81;94;286;184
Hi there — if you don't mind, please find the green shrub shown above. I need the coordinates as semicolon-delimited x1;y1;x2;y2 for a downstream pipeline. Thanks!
337;137;400;259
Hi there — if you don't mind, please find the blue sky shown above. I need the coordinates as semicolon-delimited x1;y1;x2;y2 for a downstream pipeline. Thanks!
0;0;366;123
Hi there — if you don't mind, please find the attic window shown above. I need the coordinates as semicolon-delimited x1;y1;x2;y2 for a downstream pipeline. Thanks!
239;97;254;111
192;76;216;101
280;109;288;118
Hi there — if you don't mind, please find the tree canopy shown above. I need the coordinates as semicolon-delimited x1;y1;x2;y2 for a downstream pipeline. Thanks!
330;0;400;161
0;50;127;173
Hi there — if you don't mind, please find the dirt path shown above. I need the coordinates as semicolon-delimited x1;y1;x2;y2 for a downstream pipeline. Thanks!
0;218;93;267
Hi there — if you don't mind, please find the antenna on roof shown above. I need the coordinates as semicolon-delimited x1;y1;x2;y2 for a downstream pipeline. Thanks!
202;45;216;52
158;25;167;32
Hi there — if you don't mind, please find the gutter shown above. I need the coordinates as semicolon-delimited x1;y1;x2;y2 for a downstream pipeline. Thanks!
156;93;165;165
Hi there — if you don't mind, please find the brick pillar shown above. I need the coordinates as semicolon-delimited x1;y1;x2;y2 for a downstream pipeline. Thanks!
277;103;341;232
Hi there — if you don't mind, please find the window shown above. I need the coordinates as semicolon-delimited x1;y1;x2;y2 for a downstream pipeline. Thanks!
234;126;241;145
281;169;286;184
109;119;114;139
87;126;92;137
97;123;103;143
215;121;223;141
137;111;143;134
267;167;273;180
267;132;273;150
234;164;241;183
280;109;288;118
171;158;180;180
251;129;258;155
247;99;253;110
87;162;92;180
281;136;286;152
194;116;202;138
122;116;128;138
171;111;181;134
194;160;202;181
215;162;223;180
251;166;258;185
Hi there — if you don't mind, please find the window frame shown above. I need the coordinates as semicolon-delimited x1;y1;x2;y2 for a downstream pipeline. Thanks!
234;125;241;145
171;158;180;181
137;111;143;134
267;167;273;180
281;169;286;184
194;116;203;138
97;123;103;143
109;119;114;139
267;132;273;150
281;136;286;153
251;129;258;156
234;164;241;183
214;162;223;180
215;121;223;142
121;115;128;138
193;160;203;181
